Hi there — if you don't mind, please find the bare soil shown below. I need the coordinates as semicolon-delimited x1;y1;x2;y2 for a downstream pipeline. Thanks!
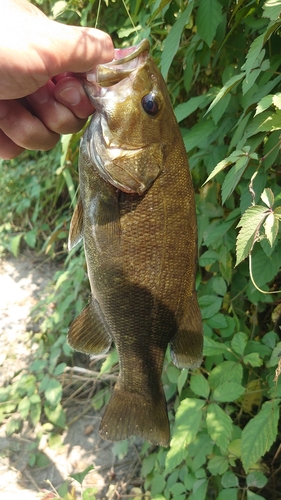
0;252;143;500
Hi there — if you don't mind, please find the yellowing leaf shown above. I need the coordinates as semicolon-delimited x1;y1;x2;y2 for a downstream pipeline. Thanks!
272;92;281;110
242;380;262;414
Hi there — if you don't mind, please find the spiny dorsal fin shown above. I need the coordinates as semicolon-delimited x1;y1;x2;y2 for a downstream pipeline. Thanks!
68;296;112;355
68;198;83;251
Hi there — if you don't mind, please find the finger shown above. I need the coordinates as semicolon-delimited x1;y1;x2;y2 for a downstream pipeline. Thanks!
0;130;24;160
0;100;59;151
50;23;114;75
53;76;95;119
27;80;88;134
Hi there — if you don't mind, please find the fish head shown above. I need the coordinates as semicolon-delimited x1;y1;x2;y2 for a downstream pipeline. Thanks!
81;39;176;195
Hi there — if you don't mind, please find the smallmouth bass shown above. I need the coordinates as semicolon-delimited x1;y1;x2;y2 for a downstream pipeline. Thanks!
68;39;203;447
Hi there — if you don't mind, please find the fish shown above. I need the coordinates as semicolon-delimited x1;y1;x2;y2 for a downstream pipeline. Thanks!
67;39;203;448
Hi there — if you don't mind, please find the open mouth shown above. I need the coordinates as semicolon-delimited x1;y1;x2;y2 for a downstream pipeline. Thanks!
85;39;150;88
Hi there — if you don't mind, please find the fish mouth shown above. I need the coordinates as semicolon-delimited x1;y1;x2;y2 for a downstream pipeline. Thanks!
84;39;150;93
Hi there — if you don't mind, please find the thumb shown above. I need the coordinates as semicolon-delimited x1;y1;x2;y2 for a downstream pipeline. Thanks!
49;22;114;76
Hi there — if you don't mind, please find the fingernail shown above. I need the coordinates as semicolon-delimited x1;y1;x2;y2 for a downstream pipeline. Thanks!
0;101;8;119
57;87;81;106
30;86;49;104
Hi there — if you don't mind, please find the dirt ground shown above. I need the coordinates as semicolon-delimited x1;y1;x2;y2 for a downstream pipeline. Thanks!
0;253;143;500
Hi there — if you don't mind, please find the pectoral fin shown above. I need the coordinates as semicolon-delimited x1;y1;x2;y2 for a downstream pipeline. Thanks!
68;198;83;251
68;296;112;355
170;292;203;369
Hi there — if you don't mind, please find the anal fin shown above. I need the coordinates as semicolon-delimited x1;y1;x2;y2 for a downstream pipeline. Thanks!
170;291;203;369
68;198;83;251
68;296;112;355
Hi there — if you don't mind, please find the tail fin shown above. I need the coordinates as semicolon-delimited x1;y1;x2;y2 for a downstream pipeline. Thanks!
99;384;170;447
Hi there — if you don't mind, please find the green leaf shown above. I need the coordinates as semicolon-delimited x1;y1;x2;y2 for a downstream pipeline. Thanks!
231;332;248;356
272;92;281;109
264;212;279;246
241;33;265;75
198;295;222;319
207;74;244;114
83;487;98;500
99;348;118;375
165;399;205;474
263;0;281;21
241;399;280;472
10;233;23;257
196;0;222;47
208;455;229;475
190;374;210;398
221;471;239;488
209;361;243;389
44;403;66;428
203;337;229;357
217;489;239;500
182;120;216;151
24;229;37;248
243;353;263;367
18;396;31;419
151;472;166;496
213;382;245;402
246;471;268;488
160;4;194;79
206;403;233;450
177;369;188;395
255;95;273;116
199;250;219;267
261;187;275;208
221;155;249;204
44;378;62;406
174;95;210;122
236;205;270;265
70;465;94;485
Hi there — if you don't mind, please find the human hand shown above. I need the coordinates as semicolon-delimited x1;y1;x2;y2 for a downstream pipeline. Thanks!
0;0;114;159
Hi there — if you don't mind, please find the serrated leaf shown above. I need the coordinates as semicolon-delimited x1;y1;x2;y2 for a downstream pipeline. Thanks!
198;295;222;319
264;212;279;246
242;380;263;414
213;381;245;402
241;399;280;472
236;205;270;265
221;155;249;204
251;245;280;286
196;0;222;47
182;120;216;152
261;187;275;208
263;0;281;21
190;374;210;398
174;95;210;122
160;4;193;79
203;337;229;357
243;353;263;367
209;361;243;389
241;33;265;75
165;399;205;474
199;250;219;267
206;74;244;114
206;403;233;450
257;111;281;132
272;92;281;109
231;332;248;356
255;95;273;116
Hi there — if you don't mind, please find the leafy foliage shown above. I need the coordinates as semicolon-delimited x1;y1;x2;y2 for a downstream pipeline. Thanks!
1;0;281;499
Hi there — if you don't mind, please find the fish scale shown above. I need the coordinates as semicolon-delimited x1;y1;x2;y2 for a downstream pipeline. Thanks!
68;39;203;447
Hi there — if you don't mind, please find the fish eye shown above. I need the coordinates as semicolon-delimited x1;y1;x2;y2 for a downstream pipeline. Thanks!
141;93;159;116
